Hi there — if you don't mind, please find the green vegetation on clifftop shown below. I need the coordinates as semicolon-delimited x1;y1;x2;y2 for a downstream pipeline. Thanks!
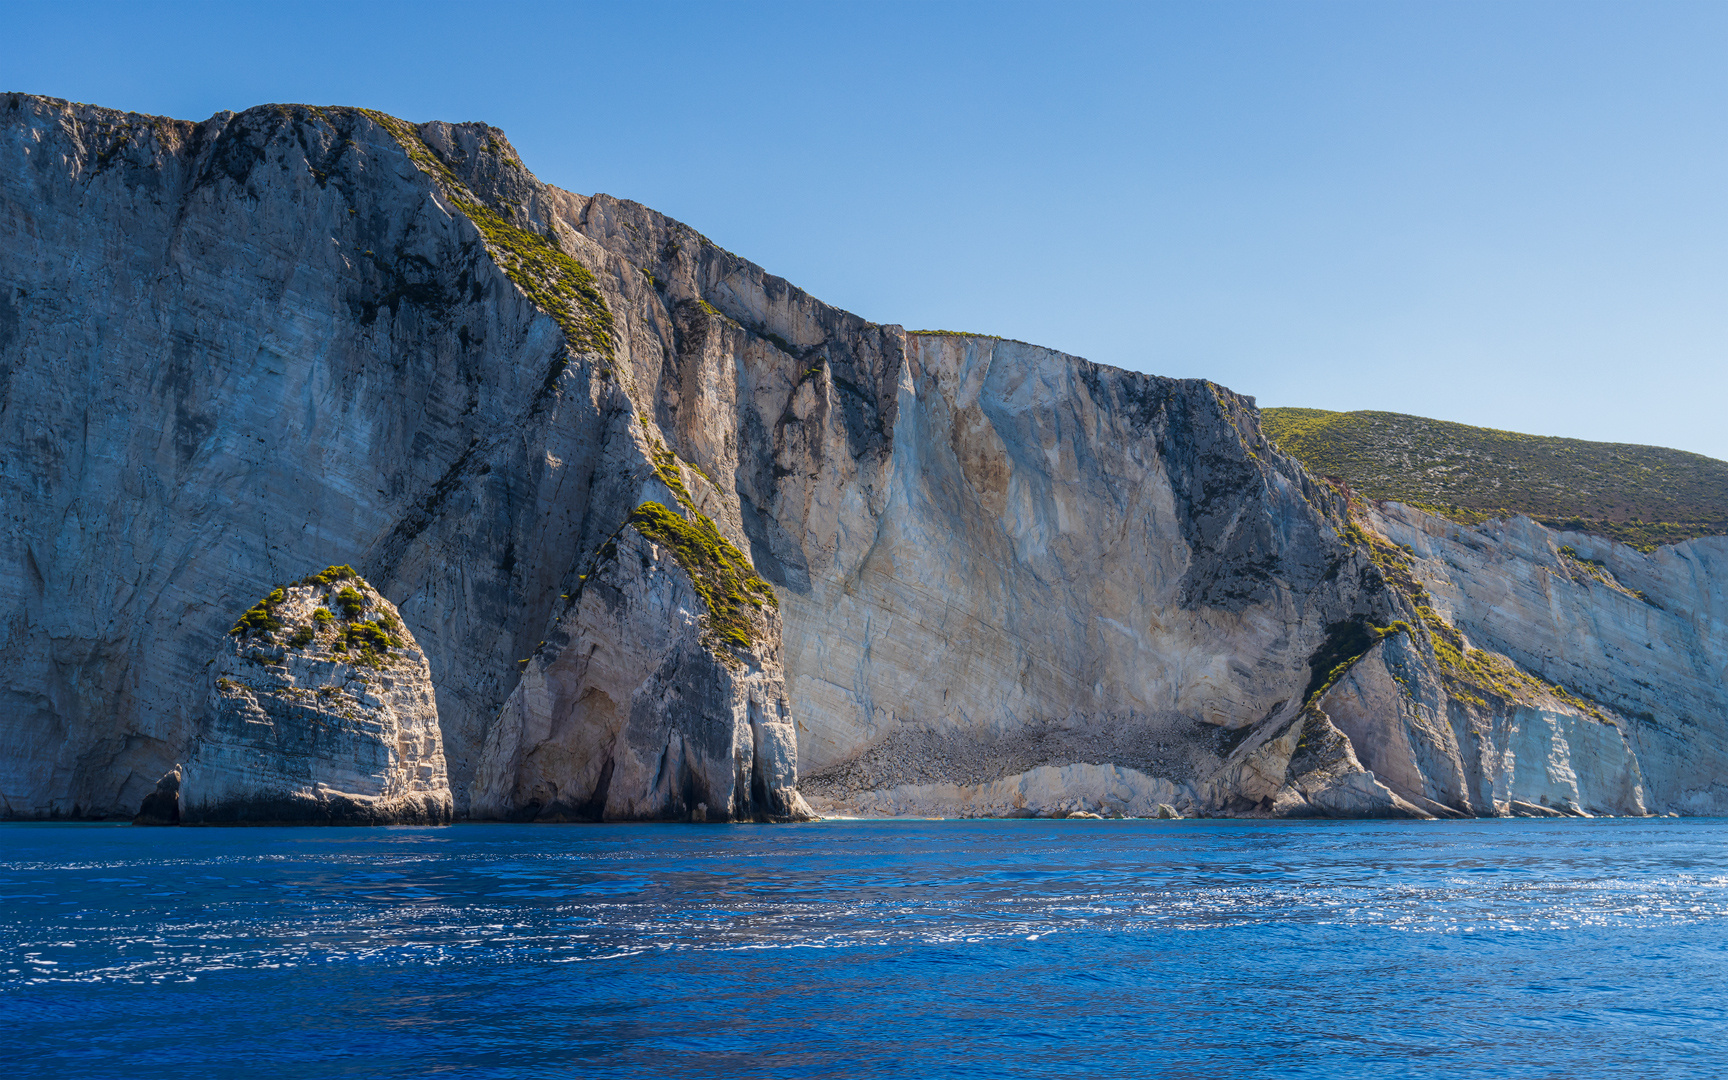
361;110;616;367
1262;408;1728;551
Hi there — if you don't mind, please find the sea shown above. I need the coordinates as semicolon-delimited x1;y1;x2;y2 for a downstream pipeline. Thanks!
2;817;1724;1078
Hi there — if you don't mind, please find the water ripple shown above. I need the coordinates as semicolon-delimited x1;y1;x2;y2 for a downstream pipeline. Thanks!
2;818;1725;1078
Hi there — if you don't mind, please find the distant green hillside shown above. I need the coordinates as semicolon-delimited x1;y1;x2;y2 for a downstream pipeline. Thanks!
1260;408;1728;551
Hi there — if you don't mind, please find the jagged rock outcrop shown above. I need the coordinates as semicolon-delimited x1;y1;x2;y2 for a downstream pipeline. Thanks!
1;92;1722;821
131;765;180;825
470;499;812;823
1321;628;1649;817
1363;504;1727;815
177;567;452;824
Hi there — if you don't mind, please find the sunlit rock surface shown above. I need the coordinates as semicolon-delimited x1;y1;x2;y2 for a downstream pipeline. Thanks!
1367;504;1725;815
1;92;1721;821
178;570;451;825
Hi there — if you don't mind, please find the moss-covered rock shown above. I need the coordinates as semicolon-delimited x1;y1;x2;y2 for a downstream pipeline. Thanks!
626;501;777;653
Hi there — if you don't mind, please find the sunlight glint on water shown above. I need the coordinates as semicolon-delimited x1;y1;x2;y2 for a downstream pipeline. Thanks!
2;818;1725;1078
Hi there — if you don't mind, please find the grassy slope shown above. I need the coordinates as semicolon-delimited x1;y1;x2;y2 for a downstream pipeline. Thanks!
1260;408;1728;551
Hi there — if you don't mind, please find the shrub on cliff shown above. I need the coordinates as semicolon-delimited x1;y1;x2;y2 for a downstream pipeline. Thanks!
334;586;366;620
1261;407;1728;550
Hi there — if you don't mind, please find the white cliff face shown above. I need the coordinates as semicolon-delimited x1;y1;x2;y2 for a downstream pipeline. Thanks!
666;323;1425;819
179;570;452;824
3;93;1722;822
775;335;1371;788
0;97;617;816
470;520;811;823
1312;630;1647;818
1369;503;1727;815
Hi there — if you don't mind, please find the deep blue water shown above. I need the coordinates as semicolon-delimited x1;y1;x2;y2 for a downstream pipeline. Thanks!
2;818;1725;1078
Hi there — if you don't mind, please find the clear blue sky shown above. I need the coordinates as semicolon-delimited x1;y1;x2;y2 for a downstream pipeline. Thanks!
7;1;1725;458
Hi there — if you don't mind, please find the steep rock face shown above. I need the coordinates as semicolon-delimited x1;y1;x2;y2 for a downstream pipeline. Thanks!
1311;630;1647;817
0;96;697;816
3;93;1720;821
179;569;452;824
1369;503;1726;814
0;93;1505;821
778;334;1395;816
1;97;581;814
471;519;811;822
0;94;879;819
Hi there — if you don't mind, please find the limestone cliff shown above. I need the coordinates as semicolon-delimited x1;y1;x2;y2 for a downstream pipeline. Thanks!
1;92;1722;821
0;95;672;817
1362;504;1728;815
471;515;811;823
776;334;1417;819
178;567;451;824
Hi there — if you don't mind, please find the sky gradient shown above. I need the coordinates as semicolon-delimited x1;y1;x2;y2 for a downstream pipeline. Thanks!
6;0;1725;458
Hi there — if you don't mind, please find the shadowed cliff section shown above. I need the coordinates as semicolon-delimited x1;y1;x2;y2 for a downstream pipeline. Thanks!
0;93;875;819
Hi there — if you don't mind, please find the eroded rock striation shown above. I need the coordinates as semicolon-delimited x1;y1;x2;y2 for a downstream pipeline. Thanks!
1362;504;1728;815
1;92;1722;821
471;493;813;823
177;567;452;824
